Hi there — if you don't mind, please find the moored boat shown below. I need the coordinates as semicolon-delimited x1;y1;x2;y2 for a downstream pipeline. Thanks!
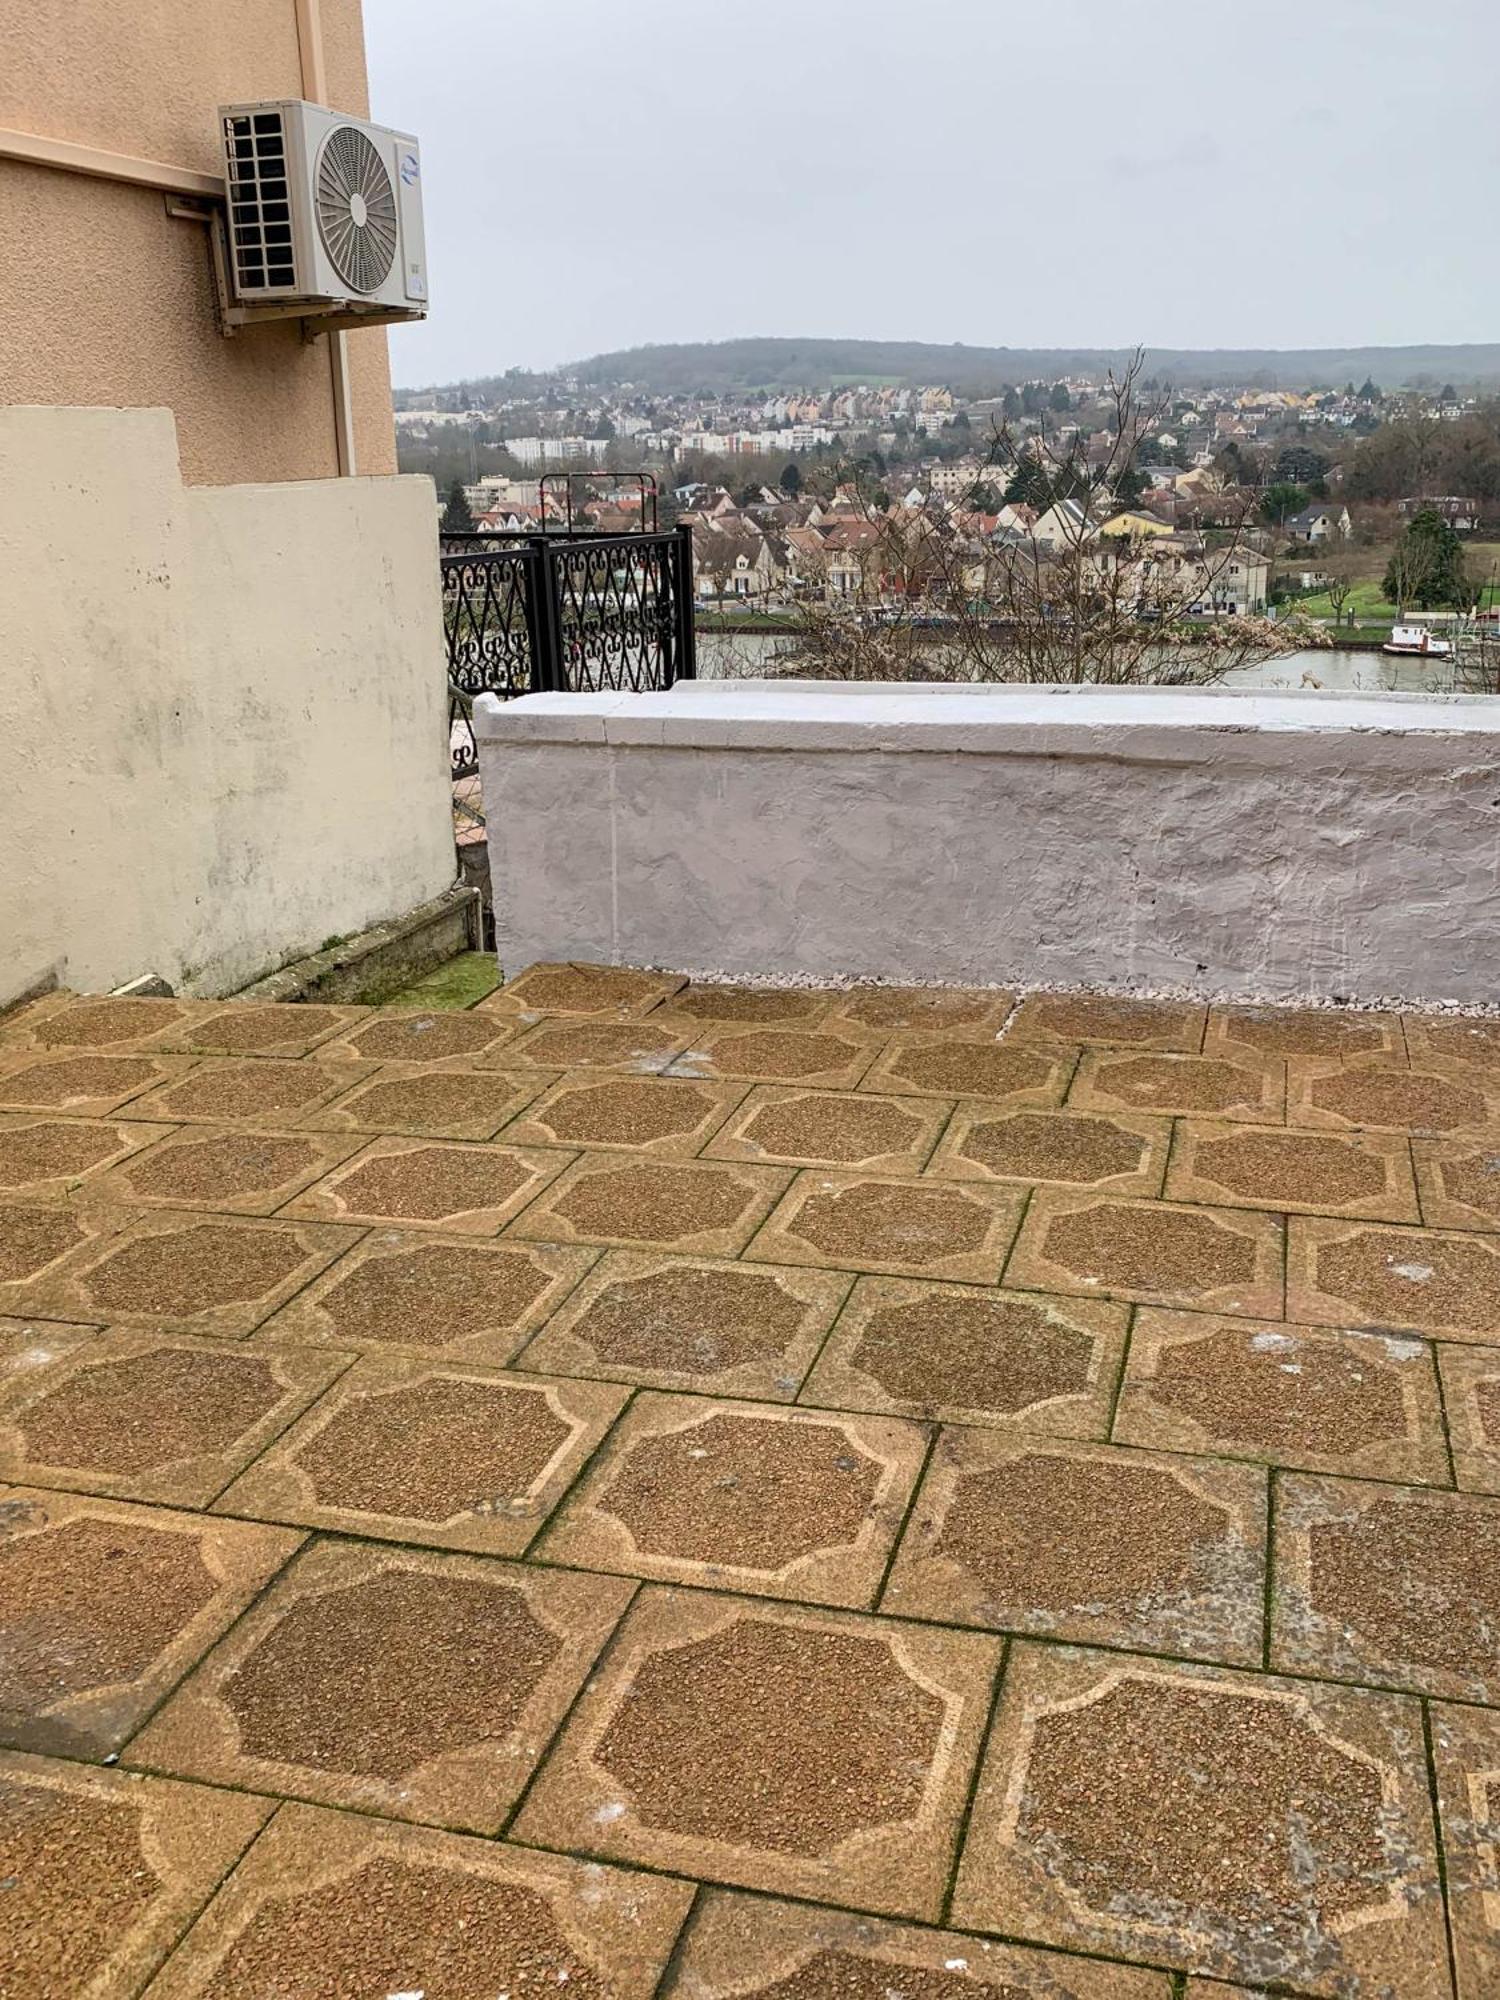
1383;624;1453;657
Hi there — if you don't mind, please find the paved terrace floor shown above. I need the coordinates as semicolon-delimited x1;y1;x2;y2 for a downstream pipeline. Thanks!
3;972;1500;1999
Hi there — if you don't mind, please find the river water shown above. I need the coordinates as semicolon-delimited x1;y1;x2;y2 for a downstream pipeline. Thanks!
696;630;1462;695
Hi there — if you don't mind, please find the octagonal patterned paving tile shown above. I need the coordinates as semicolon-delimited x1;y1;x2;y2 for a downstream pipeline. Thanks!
491;1014;695;1073
516;1251;849;1400
1166;1120;1419;1221
0;1487;299;1756
0;991;74;1045
1287;1055;1500;1135
538;1392;928;1606
831;984;1015;1038
315;1006;517;1064
1007;992;1206;1052
128;1538;633;1832
1070;1050;1284;1125
860;1035;1075;1104
1430;1700;1500;2000
0;1317;99;1389
1413;1134;1500;1233
1007;1193;1284;1317
1287;1215;1500;1343
799;1277;1127;1437
950;1641;1449;1996
1115;1311;1449;1485
215;1353;627;1555
3;994;197;1054
1272;1473;1500;1702
0;1750;273;2000
502;1070;747;1156
20;1210;360;1339
139;1803;694;2000
0;1330;348;1505
507;1153;790;1255
1205;1003;1404;1063
1404;1012;1500;1071
120;1058;368;1126
670;1024;880;1090
86;1124;364;1216
672;1889;1172;1998
671;982;840;1027
283;1136;571;1233
1437;1345;1500;1495
513;1585;1001;1918
0;1050;196;1116
142;1002;364;1060
299;1059;551;1141
928;1103;1169;1195
0;1201;130;1314
0;1114;163;1200
256;1230;596;1366
495;960;685;1017
703;1084;950;1173
883;1431;1266;1665
750;1171;1025;1283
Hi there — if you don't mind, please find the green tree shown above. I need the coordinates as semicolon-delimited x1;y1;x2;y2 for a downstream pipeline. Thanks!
1003;458;1053;508
967;482;1001;511
1049;382;1072;412
1357;377;1382;403
779;461;802;496
1001;386;1022;421
1383;506;1470;611
440;478;475;535
1114;462;1148;506
1273;446;1329;492
1260;482;1308;528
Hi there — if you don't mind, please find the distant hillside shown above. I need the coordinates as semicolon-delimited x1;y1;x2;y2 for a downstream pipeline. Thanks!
564;337;1500;395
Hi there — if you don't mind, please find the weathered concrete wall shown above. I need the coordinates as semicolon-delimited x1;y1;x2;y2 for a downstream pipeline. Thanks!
477;680;1500;1004
1;406;454;1004
0;0;395;484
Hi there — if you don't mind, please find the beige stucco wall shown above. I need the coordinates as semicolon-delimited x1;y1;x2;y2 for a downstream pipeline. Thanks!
0;0;397;485
0;407;454;1004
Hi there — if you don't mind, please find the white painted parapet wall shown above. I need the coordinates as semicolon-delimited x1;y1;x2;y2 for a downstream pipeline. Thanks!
475;680;1500;1004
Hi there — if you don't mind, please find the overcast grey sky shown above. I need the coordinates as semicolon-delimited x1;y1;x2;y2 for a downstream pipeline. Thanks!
366;0;1498;388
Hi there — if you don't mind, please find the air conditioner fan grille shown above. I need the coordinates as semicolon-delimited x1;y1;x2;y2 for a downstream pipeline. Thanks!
316;124;398;294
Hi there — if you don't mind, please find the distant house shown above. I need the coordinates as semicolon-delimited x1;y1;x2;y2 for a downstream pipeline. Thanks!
1171;466;1219;497
1031;497;1093;552
1398;496;1481;530
1099;510;1176;540
1285;504;1352;545
1204;550;1269;615
929;459;992;499
692;525;783;602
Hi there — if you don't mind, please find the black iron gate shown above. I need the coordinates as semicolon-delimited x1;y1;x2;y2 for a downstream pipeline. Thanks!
442;524;697;779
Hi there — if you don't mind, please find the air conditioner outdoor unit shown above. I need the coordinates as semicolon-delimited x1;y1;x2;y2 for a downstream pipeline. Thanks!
218;100;428;317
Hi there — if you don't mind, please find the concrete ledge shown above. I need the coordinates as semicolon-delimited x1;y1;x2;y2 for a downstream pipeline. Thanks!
476;682;1500;1004
236;887;482;1006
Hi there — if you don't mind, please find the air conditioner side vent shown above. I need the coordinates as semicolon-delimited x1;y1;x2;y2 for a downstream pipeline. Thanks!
224;108;297;293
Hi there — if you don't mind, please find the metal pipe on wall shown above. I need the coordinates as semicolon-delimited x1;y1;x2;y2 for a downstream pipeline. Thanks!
294;0;357;477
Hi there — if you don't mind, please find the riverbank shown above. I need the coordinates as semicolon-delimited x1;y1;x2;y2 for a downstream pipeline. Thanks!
697;613;1413;653
695;628;1470;693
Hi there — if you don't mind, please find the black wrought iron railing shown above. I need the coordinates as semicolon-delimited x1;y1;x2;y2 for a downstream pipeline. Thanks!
441;524;696;778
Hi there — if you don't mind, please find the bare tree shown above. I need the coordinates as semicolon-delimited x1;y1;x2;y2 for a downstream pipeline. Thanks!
770;352;1327;686
1316;546;1363;630
1384;533;1439;619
